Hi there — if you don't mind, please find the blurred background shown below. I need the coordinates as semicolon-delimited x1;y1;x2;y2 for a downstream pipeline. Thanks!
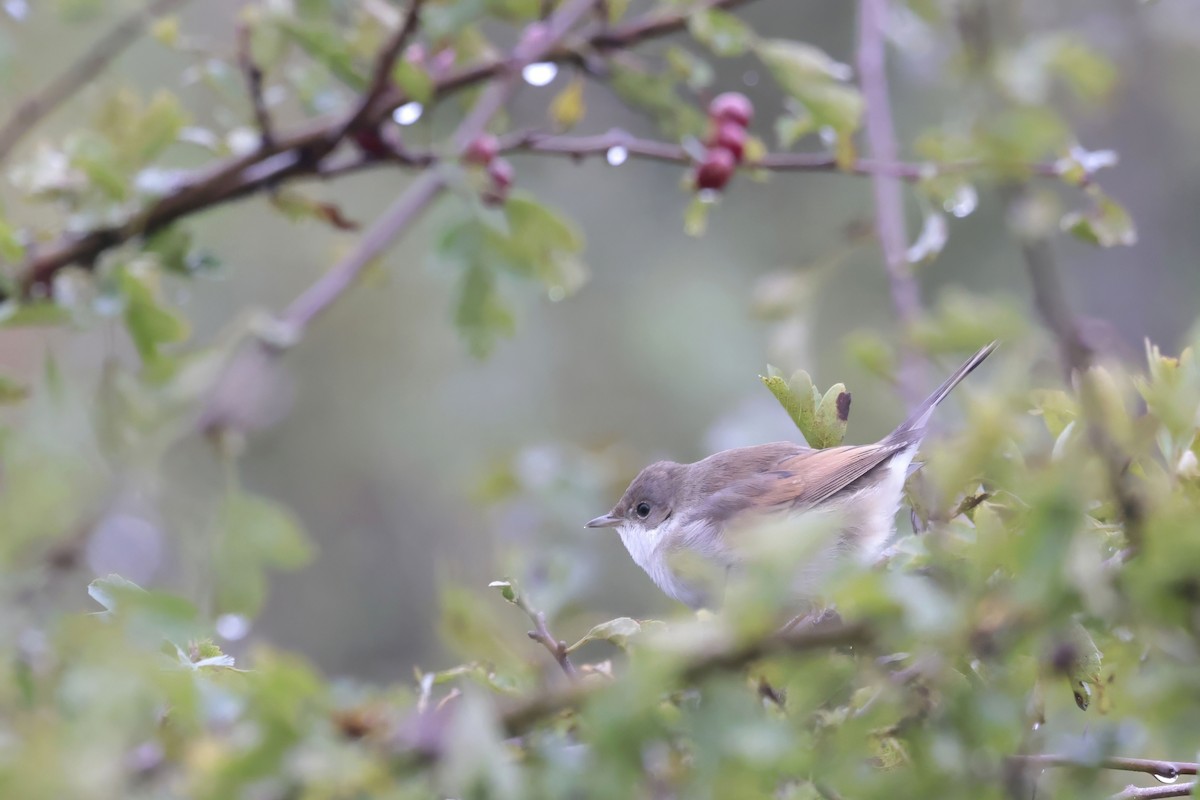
1;0;1198;681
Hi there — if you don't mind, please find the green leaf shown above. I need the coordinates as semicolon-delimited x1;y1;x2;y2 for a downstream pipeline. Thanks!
566;617;643;652
217;493;314;571
0;301;73;328
665;46;714;91
755;39;854;84
1059;620;1104;711
549;75;586;131
278;18;367;90
488;579;517;604
87;574;203;647
1061;191;1137;247
760;368;815;443
129;91;188;164
118;265;191;362
213;492;314;617
688;9;754;57
455;261;516;358
610;63;705;139
393;59;434;105
812;383;851;448
0;374;30;404
0;218;25;263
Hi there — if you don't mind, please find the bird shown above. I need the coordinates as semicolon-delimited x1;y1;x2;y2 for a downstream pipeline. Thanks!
585;343;997;609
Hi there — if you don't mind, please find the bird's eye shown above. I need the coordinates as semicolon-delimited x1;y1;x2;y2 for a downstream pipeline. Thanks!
635;502;651;519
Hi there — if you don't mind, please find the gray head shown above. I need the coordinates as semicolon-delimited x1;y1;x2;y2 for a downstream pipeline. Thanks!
586;461;684;530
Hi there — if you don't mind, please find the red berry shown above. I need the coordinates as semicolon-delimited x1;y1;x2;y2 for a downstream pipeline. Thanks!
483;157;514;205
463;133;500;166
694;147;736;191
708;121;747;163
352;127;390;157
708;92;754;128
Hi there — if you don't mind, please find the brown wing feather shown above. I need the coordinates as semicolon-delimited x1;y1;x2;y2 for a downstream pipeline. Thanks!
764;442;909;508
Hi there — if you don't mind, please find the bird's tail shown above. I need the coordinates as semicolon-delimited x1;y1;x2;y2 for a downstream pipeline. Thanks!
888;341;997;443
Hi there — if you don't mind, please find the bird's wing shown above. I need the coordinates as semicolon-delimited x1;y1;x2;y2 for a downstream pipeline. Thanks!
687;442;911;529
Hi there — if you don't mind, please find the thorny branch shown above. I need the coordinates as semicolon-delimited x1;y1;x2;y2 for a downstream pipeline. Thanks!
0;0;196;164
11;0;762;298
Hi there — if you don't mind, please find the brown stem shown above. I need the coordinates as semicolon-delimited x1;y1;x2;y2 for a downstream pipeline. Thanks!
857;0;925;411
334;0;425;144
1011;755;1198;780
236;10;274;149
1110;783;1195;800
0;0;196;163
1011;195;1145;553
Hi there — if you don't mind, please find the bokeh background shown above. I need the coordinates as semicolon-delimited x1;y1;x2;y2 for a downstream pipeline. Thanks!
1;0;1198;680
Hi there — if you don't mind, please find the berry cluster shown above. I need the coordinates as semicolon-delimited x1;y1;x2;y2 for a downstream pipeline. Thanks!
463;133;513;205
694;92;754;192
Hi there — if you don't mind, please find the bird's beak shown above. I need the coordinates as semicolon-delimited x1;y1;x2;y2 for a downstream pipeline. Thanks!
585;513;621;529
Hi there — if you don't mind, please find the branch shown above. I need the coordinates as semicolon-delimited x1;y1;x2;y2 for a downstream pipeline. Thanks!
500;128;1058;179
1011;755;1198;781
1010;191;1146;554
1110;783;1194;800
398;619;871;761
511;593;576;679
236;11;274;149
12;0;762;298
334;0;425;143
857;0;925;411
0;0;195;163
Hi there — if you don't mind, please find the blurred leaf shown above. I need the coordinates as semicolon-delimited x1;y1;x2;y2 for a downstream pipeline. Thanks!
1061;190;1137;247
456;261;516;358
0;218;25;263
270;187;361;230
549;75;586;131
213;492;315;617
684;195;713;237
666;46;714;91
488;579;517;603
278;18;367;89
610;63;705;138
118;264;190;363
689;9;754;57
0;374;29;404
812;383;851;448
567;617;644;652
393;59;434;104
755;39;863;148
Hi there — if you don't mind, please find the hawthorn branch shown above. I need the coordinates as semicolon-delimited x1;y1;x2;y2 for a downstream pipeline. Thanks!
1110;783;1194;800
511;593;576;679
13;0;761;297
334;0;425;144
0;0;195;163
1010;192;1146;554
500;128;1058;179
1011;755;1198;781
857;0;925;412
399;619;871;761
236;12;274;149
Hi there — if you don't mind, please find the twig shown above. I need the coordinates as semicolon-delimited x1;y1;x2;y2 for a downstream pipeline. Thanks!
499;128;1059;179
236;12;274;149
1110;783;1194;800
857;0;925;412
1011;198;1145;554
0;0;195;163
398;619;872;761
12;0;763;297
1011;755;1198;780
512;594;577;679
334;0;425;144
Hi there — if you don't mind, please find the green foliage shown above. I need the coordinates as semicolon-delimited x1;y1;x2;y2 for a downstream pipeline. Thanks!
760;366;850;448
0;2;1189;800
